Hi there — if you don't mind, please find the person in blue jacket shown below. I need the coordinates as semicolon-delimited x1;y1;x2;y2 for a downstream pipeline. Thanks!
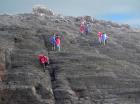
50;33;56;50
102;33;108;45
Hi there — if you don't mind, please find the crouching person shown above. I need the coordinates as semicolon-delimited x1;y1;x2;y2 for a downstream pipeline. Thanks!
38;54;49;72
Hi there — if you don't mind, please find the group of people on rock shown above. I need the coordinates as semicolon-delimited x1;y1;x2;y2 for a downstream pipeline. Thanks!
50;33;61;52
80;20;92;35
38;19;110;71
38;32;62;72
97;32;109;45
80;19;109;45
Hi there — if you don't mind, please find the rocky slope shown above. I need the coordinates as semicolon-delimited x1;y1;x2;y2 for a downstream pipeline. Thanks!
0;10;140;104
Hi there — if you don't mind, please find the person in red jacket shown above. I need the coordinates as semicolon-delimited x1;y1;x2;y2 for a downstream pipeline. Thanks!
55;36;61;51
38;54;49;72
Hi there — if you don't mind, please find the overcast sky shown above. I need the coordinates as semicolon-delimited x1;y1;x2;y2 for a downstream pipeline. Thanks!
0;0;140;26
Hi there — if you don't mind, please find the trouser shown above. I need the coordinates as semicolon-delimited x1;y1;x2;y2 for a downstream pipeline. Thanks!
98;37;102;43
85;30;88;35
80;31;84;35
103;39;107;45
41;62;49;72
56;45;60;51
52;43;55;50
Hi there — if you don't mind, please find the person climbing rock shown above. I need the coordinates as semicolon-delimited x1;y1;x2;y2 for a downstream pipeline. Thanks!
97;32;102;44
38;54;49;72
50;33;56;50
55;35;61;51
102;33;108;45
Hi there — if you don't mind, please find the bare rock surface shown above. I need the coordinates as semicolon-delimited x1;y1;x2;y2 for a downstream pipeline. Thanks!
0;12;140;104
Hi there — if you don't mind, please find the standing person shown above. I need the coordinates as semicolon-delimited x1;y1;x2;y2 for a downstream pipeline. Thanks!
38;54;49;72
80;18;86;35
50;33;56;50
87;22;92;33
80;24;85;35
102;33;108;45
55;35;61;51
84;23;89;35
97;32;102;44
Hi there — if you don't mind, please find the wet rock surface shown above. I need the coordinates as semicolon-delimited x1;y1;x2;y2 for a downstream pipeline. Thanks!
0;13;140;104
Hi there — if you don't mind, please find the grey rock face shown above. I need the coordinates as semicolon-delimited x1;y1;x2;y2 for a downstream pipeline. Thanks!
0;13;140;104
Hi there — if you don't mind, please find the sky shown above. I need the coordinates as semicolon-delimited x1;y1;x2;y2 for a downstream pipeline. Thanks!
0;0;140;27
